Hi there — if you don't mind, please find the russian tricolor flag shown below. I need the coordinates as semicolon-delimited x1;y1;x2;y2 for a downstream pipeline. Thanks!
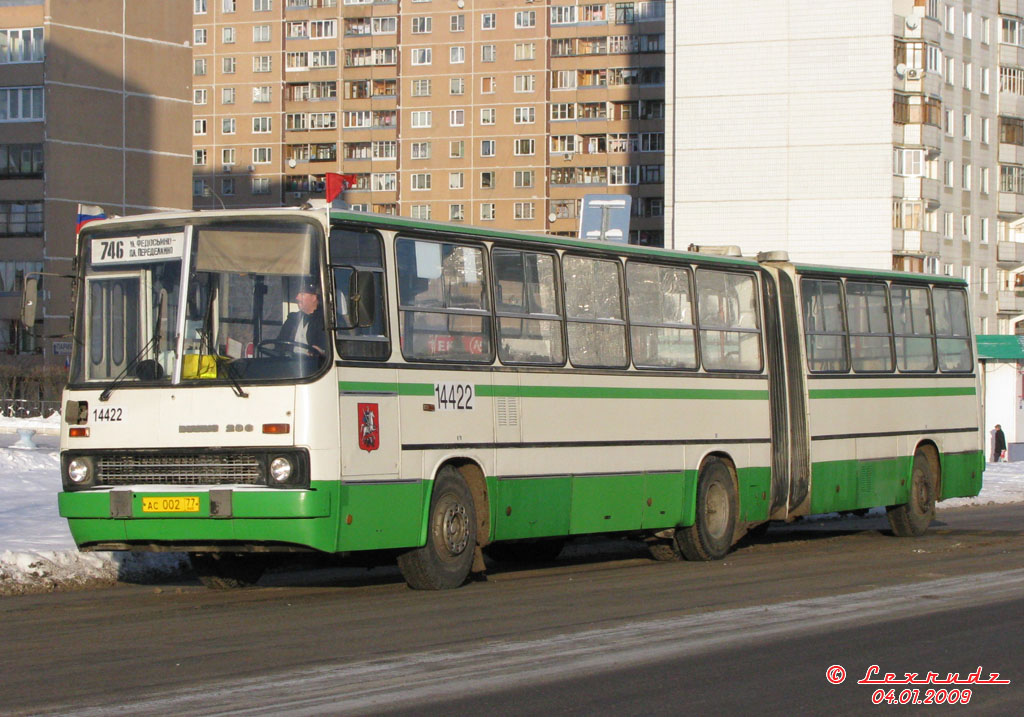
76;204;106;234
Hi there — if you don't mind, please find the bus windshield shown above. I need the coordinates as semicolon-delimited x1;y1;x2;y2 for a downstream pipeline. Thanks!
70;219;326;387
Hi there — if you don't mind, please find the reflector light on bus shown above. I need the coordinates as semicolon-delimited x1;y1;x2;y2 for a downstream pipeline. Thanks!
69;427;90;438
262;423;290;434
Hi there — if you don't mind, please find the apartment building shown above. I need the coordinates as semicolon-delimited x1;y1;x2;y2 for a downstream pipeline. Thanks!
191;0;666;245
0;0;192;363
668;0;1024;336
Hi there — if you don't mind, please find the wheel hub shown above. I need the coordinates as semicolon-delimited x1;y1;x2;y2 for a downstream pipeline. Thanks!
442;503;470;555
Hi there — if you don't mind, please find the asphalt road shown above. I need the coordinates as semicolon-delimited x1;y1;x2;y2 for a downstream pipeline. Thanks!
2;503;1023;715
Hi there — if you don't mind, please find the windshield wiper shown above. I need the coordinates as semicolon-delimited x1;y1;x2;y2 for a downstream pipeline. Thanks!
98;335;158;402
219;358;249;399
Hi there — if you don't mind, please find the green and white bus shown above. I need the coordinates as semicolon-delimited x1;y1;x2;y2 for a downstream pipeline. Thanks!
46;206;983;588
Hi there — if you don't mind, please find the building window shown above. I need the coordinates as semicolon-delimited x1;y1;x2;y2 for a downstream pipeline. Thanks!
222;27;235;43
482;13;496;30
253;116;272;133
194;89;207;105
412;79;432;97
253;86;272;103
411;141;430;159
253;25;271;42
254;0;272;11
514;170;533;188
449;172;464;189
0;144;43;178
449;204;464;222
514;202;535;220
411;205;431;220
982;117;990;143
450;141;464;158
222;57;236;74
222;148;235;165
481;44;496;62
982;167;990;194
481;140;496;157
194;59;207;76
222;117;236;134
962;112;972;140
412;17;432;34
411;48;432;65
515;42;536;61
515;74;535;93
481;203;495;221
194;149;207;166
411;111;432;128
222;87;236;104
514;106;535;124
963;62;972;90
194;0;207;13
253;55;272;73
480;108;496;125
252;177;270;195
222;178;235;196
451;14;465;32
411;173;431;190
450;46;465;64
193;119;207;135
943;160;953;187
194;28;207;45
481;76;496;94
252;147;272;164
514;138;535;155
515;11;536;28
223;0;236;12
0;202;43;236
481;171;495;188
450;78;465;95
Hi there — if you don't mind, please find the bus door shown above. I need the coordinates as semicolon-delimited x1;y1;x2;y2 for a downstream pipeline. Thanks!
83;271;152;381
759;264;811;519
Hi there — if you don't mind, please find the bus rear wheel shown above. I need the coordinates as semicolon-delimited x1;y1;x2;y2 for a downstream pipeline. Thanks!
676;458;738;561
397;467;477;590
190;552;265;589
887;448;937;537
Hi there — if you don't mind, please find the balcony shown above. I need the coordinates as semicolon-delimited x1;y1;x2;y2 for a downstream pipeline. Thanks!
894;12;941;44
893;123;942;154
999;191;1024;217
893;176;941;208
998;289;1024;314
892;229;940;255
998;240;1024;267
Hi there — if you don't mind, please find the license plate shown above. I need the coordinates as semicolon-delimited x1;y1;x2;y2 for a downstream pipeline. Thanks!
141;496;201;513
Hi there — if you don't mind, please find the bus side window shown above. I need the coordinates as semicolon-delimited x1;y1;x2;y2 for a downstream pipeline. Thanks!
626;261;697;369
891;284;936;371
696;269;762;372
492;248;564;365
396;237;493;363
563;254;627;368
800;277;848;373
845;281;893;372
933;287;972;371
330;227;390;361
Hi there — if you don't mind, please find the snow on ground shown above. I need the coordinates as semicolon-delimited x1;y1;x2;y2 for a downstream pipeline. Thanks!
0;414;1022;595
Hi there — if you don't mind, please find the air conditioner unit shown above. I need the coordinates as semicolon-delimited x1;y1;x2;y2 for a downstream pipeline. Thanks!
907;68;923;80
223;165;232;173
247;165;255;172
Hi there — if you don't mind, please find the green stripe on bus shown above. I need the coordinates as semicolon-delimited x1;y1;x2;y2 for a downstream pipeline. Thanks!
340;381;768;401
809;386;976;399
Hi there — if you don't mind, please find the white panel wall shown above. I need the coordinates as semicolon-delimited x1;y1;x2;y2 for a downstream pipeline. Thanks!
670;0;895;269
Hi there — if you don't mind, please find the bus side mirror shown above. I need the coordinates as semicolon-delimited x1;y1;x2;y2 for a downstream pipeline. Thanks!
335;269;375;330
21;276;39;328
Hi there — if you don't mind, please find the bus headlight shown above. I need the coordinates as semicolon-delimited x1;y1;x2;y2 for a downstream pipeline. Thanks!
269;456;293;484
66;457;93;487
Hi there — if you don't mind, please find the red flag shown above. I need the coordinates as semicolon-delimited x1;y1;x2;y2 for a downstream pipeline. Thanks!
325;173;358;203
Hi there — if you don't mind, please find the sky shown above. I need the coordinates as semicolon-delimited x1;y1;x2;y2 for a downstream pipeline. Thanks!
1;414;1022;594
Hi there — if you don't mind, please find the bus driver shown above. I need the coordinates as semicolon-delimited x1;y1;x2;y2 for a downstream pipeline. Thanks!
279;279;327;357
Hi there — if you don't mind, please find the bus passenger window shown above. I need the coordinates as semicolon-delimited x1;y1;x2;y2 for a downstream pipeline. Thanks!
626;261;697;369
563;255;627;368
492;248;564;365
845;281;893;372
933;287;972;372
891;285;936;371
396;238;493;363
696;269;762;371
330;228;389;361
800;278;848;373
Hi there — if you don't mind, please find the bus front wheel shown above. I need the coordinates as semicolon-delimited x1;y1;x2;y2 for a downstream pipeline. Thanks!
676;459;738;561
887;448;937;537
397;466;477;590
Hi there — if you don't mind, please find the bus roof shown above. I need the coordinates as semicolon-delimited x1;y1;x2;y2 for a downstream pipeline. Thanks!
793;261;968;286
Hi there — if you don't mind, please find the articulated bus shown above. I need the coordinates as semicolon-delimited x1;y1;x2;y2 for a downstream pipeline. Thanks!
46;206;983;589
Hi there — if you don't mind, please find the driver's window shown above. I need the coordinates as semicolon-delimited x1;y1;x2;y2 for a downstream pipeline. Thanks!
330;227;389;360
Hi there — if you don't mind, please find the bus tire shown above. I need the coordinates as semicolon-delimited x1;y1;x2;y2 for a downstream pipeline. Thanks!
397;466;477;590
190;552;265;589
887;448;937;537
676;458;738;561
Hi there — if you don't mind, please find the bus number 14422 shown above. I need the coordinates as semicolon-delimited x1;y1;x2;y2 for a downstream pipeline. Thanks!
434;382;474;411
